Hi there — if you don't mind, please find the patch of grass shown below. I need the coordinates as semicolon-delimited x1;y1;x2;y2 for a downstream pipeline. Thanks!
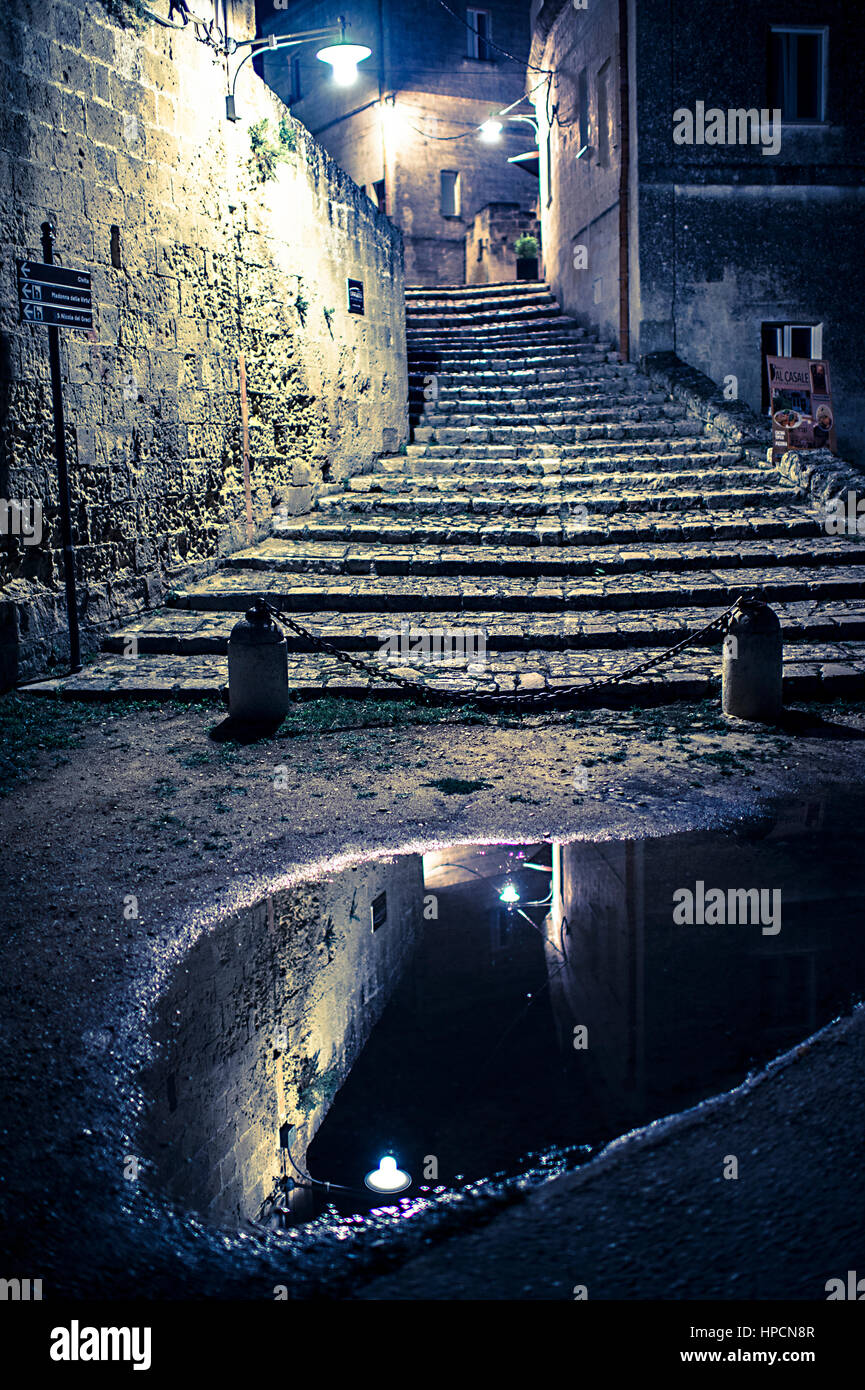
426;776;489;795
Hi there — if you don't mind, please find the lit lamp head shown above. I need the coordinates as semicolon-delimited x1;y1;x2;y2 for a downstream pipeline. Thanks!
364;1154;411;1193
499;882;520;906
316;29;372;87
479;115;503;143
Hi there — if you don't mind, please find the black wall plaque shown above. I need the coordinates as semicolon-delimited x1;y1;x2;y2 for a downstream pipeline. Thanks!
347;278;364;315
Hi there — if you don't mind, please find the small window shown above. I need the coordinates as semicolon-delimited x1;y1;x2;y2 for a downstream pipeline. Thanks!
577;68;590;155
371;892;387;932
467;8;493;61
440;169;460;217
545;130;552;207
769;27;827;122
596;61;610;165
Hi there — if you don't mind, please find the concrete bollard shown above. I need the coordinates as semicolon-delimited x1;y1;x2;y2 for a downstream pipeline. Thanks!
228;598;289;723
722;595;783;722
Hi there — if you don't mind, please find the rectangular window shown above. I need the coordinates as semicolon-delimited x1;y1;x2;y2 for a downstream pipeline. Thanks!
440;169;460;217
287;56;302;106
596;60;610;165
760;321;823;410
577;68;590;156
545;129;552;207
467;9;492;61
769;27;828;122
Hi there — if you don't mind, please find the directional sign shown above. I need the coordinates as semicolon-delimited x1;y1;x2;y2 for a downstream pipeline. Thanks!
16;259;92;329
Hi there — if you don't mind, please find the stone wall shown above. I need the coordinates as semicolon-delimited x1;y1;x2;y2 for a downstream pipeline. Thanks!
529;0;622;344
465;203;541;286
0;0;408;687
139;854;424;1226
530;0;865;466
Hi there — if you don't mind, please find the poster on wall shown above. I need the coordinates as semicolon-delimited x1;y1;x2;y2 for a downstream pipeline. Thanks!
767;356;837;463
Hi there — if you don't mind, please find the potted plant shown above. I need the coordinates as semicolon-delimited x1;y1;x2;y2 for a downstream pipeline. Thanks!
514;234;539;281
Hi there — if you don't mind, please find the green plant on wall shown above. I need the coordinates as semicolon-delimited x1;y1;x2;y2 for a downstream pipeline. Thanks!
278;114;298;155
249;116;297;182
294;287;309;326
297;1064;341;1112
514;234;539;259
96;0;147;28
323;306;335;335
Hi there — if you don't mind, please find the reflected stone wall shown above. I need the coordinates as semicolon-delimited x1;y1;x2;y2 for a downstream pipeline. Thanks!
139;854;423;1225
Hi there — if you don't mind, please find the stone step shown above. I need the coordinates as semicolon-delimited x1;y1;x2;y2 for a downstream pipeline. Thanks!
392;450;747;477
422;385;655;405
406;305;564;330
408;335;601;355
406;281;550;300
403;440;723;461
411;420;706;445
164;563;865;615
406;308;570;329
419;403;688;426
26;641;865;705
225;534;865;575
346;467;781;495
317;488;801;518
425;364;635;385
305;506;819;542
101;601;865;657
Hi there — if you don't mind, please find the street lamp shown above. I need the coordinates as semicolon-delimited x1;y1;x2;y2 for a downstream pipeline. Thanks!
226;14;370;121
316;33;372;88
479;114;503;143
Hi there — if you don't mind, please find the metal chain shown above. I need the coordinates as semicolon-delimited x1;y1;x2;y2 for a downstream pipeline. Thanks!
264;596;744;712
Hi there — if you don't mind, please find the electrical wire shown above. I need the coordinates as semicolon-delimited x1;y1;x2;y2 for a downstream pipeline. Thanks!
435;0;553;74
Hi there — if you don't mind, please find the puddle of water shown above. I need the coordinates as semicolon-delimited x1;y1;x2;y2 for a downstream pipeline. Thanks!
138;792;865;1240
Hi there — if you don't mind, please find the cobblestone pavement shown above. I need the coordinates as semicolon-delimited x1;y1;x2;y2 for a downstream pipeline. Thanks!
24;282;865;705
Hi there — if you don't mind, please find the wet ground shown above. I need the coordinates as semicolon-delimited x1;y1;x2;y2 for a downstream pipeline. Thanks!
1;694;864;1298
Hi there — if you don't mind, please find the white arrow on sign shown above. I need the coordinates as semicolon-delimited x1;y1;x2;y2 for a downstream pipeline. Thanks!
20;263;31;278
22;283;42;300
23;303;44;321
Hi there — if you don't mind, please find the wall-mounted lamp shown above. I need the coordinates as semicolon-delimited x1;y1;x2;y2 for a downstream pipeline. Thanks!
499;882;520;906
478;114;503;143
316;32;372;88
226;15;370;121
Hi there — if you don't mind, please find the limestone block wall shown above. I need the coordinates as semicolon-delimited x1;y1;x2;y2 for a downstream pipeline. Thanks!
0;0;408;687
465;203;542;286
139;854;424;1226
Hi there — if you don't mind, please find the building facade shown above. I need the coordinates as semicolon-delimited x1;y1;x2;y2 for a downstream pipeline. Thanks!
530;0;865;463
257;0;540;284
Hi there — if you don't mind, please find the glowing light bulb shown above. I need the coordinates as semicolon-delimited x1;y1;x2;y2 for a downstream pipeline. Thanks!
499;882;520;905
316;40;372;87
479;117;503;143
364;1154;411;1193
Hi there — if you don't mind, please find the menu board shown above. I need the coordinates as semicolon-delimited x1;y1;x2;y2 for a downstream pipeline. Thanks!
767;357;836;462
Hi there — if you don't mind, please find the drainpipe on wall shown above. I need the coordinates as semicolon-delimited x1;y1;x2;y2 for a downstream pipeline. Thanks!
617;0;631;362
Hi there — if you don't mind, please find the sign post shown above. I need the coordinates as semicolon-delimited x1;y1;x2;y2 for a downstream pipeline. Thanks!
17;225;93;673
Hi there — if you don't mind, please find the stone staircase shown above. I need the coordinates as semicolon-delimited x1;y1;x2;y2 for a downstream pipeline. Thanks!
27;281;865;705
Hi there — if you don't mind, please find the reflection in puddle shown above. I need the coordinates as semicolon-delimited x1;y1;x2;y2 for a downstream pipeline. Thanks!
140;793;865;1235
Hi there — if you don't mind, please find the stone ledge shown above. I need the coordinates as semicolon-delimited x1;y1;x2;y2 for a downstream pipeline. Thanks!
775;446;865;511
640;350;771;449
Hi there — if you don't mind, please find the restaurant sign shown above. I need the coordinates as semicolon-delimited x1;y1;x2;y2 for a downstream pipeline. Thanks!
767;357;836;462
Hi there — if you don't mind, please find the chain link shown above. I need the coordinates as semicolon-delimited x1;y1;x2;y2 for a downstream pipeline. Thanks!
264;596;744;712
